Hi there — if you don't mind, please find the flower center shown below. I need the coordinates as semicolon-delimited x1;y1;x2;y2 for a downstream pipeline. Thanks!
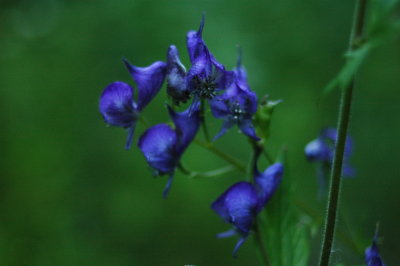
229;101;245;121
193;75;217;99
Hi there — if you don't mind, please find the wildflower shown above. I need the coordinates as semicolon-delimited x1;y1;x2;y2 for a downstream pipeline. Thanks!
212;159;283;256
365;233;385;266
210;50;259;140
305;128;354;194
99;60;167;149
185;15;234;112
305;128;353;175
138;104;200;198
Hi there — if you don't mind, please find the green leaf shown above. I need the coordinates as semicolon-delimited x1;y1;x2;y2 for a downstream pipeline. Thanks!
260;149;311;266
322;43;372;95
322;0;400;96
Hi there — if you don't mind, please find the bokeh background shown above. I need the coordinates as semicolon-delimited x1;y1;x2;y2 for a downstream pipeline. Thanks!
1;0;399;265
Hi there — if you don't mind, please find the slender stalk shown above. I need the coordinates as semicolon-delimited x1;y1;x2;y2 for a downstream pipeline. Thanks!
189;165;235;179
200;99;211;143
254;221;271;266
318;1;368;265
194;139;246;172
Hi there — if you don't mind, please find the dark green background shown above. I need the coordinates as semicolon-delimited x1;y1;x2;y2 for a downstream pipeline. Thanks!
1;0;399;265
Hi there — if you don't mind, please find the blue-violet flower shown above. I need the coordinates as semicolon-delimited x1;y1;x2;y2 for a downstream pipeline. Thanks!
210;51;259;140
99;59;167;149
211;159;283;256
305;128;354;193
185;16;234;112
138;104;200;198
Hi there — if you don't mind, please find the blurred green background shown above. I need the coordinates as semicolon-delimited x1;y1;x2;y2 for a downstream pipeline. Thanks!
1;0;399;265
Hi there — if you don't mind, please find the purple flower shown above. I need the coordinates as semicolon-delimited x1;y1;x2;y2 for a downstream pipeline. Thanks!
211;160;283;256
99;60;167;149
185;15;234;111
210;51;259;140
305;128;354;184
165;15;233;110
365;234;385;266
138;104;200;198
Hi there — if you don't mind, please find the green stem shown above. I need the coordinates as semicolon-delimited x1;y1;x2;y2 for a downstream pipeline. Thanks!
254;221;271;266
318;1;368;265
200;99;211;143
189;165;235;179
194;139;246;172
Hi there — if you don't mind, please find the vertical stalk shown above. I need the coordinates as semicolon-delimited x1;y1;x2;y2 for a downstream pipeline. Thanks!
254;222;271;266
318;0;368;265
200;99;211;143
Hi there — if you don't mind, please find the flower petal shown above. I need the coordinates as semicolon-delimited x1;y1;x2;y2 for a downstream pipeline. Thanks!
233;47;250;90
167;104;200;154
125;123;137;150
232;235;249;258
166;45;189;104
210;97;230;118
238;119;260;141
123;59;167;110
186;14;206;63
213;119;235;141
254;163;284;211
99;81;138;128
304;138;331;162
212;181;258;234
162;174;174;199
138;124;178;174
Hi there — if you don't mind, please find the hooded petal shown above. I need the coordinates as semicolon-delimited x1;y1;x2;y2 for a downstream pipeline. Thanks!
99;81;138;128
167;104;201;154
186;14;206;63
212;181;258;234
233;47;250;90
304;138;331;162
166;45;190;104
254;163;284;211
138;124;178;174
186;15;233;93
123;59;167;110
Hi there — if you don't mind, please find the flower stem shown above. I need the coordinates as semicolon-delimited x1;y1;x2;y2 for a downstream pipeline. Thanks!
254;221;271;266
318;1;368;265
200;99;211;143
194;139;246;172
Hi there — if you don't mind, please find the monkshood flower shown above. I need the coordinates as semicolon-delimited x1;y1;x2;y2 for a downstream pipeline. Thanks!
211;162;284;256
138;104;200;198
305;128;354;192
99;59;167;149
365;235;385;266
210;51;259;140
186;16;234;96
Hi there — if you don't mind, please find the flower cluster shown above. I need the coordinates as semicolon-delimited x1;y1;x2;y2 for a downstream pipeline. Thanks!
99;15;282;257
99;15;262;197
